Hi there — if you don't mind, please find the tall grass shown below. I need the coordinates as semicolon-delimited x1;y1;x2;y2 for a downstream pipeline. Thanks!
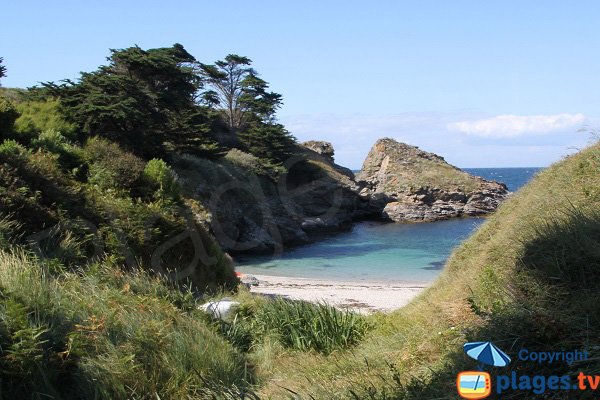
0;248;255;399
251;298;370;355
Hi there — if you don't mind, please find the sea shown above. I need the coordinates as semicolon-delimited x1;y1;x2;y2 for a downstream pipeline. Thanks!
235;168;542;283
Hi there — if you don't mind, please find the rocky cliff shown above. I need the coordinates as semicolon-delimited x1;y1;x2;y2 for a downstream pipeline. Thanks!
175;138;509;254
356;138;509;222
174;141;374;254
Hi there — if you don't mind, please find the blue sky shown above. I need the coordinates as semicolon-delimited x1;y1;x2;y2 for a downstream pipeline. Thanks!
2;1;599;168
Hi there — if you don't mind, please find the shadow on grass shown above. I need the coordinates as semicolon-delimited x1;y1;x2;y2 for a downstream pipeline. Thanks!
338;207;600;399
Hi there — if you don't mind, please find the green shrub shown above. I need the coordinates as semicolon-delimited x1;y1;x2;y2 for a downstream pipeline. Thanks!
13;99;76;139
224;148;260;170
1;299;49;378
143;158;180;199
224;148;286;178
0;96;19;134
0;139;26;159
251;298;370;354
84;137;145;191
31;129;67;152
30;129;86;173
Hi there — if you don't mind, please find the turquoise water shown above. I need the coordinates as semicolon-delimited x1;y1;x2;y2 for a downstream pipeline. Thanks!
236;168;542;283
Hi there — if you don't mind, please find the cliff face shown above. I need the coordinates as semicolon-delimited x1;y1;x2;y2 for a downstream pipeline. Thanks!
356;138;509;222
174;142;373;254
175;138;509;254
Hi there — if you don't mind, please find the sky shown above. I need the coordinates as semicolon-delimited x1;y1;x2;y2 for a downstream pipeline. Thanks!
2;1;600;168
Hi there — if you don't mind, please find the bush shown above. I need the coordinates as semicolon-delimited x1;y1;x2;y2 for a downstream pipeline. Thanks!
31;129;67;152
31;129;86;173
0;139;26;159
224;148;260;170
143;158;180;199
224;148;286;178
0;97;19;134
13;99;77;140
84;137;145;191
250;298;370;354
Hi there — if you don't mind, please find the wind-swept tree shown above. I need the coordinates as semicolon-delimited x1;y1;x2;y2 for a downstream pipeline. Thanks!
200;54;293;162
200;55;282;134
0;57;6;85
45;44;221;157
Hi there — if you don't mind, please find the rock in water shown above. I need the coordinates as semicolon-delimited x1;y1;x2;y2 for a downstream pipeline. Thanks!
356;138;509;222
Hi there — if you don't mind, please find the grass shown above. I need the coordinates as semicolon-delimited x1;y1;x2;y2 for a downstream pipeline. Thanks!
254;298;369;354
0;248;254;399
380;156;484;194
0;246;374;398
250;141;600;398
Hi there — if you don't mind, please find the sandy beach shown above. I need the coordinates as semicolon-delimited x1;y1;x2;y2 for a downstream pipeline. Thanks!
243;274;428;313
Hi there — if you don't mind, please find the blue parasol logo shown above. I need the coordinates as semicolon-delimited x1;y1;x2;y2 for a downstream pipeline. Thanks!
464;341;511;368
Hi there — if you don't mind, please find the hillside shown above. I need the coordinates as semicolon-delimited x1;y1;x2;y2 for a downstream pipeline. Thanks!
0;111;238;291
255;141;600;398
0;46;376;397
357;138;509;221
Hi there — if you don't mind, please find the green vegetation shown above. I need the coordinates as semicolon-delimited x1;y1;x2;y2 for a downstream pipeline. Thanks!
0;43;301;289
0;57;6;82
0;96;19;133
217;297;370;355
143;158;181;200
252;298;370;354
0;248;252;398
0;45;370;398
250;142;600;398
14;98;77;139
2;43;599;399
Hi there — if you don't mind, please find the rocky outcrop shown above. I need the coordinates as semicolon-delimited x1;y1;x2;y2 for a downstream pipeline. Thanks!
175;138;509;254
174;144;374;254
356;138;509;222
301;140;335;161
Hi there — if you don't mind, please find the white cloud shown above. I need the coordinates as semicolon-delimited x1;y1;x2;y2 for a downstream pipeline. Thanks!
448;113;586;138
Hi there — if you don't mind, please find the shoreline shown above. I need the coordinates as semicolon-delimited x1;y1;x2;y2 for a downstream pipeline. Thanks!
242;274;429;314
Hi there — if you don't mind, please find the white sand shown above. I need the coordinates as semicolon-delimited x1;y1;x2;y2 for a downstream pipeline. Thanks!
244;274;428;314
